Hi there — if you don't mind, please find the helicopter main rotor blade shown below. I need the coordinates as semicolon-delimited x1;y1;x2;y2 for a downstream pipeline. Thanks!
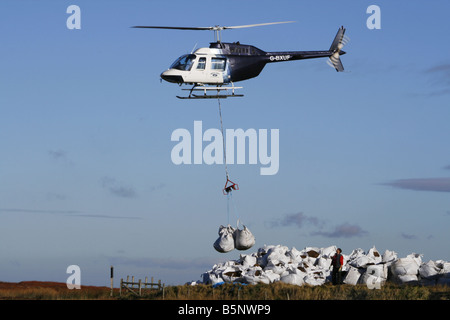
131;26;213;30
222;21;296;30
132;21;296;31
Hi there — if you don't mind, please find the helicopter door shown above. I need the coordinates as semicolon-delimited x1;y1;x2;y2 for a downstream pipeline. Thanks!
208;57;227;84
187;56;208;84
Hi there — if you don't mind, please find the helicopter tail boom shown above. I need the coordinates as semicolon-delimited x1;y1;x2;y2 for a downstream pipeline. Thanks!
265;26;347;72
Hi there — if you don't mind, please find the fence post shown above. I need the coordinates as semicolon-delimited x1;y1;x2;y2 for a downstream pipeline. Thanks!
138;279;142;296
110;266;114;297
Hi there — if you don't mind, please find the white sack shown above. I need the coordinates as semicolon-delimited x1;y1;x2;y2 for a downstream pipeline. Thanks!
348;248;365;260
315;257;332;270
222;266;243;282
360;274;384;288
234;225;256;251
201;271;224;285
367;246;382;264
395;274;418;283
343;267;361;285
286;247;303;263
407;253;423;266
391;257;420;276
436;260;450;273
351;255;371;268
419;260;440;279
302;247;320;258
213;225;235;253
240;254;257;267
382;249;397;264
304;273;326;286
242;266;263;284
280;273;304;286
265;260;288;276
320;245;338;258
366;264;388;280
261;270;280;284
259;245;290;267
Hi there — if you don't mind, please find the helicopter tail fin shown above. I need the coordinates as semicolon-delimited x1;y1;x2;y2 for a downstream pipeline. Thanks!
327;26;348;72
327;52;344;72
329;26;346;52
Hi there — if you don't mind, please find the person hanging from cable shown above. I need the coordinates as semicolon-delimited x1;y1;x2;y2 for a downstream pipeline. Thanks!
223;176;239;195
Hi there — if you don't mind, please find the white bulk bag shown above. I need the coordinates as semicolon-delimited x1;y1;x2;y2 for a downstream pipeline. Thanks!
280;273;304;286
351;255;371;268
367;246;382;264
408;253;423;266
360;274;384;288
360;265;387;287
315;256;332;270
213;225;235;253
286;247;303;263
396;274;418;284
234;225;256;251
366;264;388;279
243;266;264;284
240;254;257;267
348;248;365;260
265;260;288;276
259;245;289;267
304;274;326;286
201;271;224;285
436;260;450;273
221;266;243;282
391;257;420;276
419;260;440;279
320;245;338;258
343;266;361;285
382;249;397;264
259;270;280;284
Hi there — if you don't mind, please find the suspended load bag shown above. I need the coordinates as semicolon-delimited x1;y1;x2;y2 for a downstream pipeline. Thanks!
234;223;255;251
214;225;235;253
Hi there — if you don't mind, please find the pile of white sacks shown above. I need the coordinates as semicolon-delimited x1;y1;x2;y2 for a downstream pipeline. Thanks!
199;244;450;287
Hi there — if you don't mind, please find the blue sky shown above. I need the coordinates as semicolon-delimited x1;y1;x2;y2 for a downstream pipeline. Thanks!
1;0;449;286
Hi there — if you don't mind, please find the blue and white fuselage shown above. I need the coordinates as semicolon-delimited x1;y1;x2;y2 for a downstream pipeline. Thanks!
159;26;347;97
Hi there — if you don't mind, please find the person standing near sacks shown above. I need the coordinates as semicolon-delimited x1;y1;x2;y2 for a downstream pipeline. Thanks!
331;248;344;285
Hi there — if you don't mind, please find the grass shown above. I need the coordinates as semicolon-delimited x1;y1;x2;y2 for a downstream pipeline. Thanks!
137;282;450;300
0;282;114;300
0;281;448;300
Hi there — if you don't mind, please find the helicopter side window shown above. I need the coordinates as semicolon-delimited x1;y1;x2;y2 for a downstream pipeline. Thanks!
196;57;206;70
170;54;196;71
211;58;226;71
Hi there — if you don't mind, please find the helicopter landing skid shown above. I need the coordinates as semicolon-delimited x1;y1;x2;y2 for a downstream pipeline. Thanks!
176;85;244;99
176;94;244;99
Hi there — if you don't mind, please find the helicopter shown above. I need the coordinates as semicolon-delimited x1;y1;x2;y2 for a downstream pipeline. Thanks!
132;22;348;99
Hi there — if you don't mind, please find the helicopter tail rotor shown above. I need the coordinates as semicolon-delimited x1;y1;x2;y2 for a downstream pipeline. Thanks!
327;26;349;72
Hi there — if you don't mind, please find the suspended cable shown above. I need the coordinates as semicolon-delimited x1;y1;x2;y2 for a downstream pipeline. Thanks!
213;100;255;253
218;98;239;195
217;98;229;180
